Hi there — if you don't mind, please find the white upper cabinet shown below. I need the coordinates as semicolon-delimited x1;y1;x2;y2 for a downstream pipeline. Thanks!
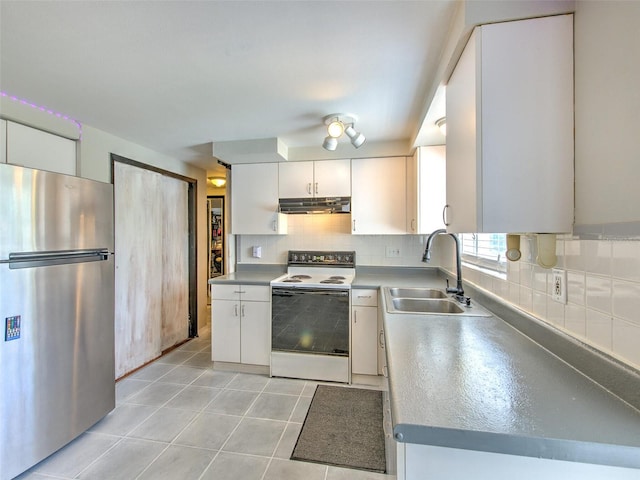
278;159;351;198
231;163;287;234
446;14;574;234
406;146;446;234
6;121;76;176
351;157;406;235
0;120;6;164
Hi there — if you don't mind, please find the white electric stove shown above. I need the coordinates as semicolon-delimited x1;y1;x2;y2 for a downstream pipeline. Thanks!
270;251;356;383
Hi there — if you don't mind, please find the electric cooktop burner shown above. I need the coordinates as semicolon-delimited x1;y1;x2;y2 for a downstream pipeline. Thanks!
270;250;357;289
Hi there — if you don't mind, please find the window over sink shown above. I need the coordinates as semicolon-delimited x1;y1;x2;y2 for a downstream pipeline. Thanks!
461;233;507;275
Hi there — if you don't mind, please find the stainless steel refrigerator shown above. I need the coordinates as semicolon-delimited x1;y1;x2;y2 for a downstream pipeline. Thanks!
0;163;115;480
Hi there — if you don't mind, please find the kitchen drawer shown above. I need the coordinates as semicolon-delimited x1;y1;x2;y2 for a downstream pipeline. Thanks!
211;284;270;302
352;289;378;307
211;284;242;300
241;285;270;302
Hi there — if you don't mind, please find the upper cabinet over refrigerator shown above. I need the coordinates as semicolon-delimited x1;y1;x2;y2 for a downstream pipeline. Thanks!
445;14;574;234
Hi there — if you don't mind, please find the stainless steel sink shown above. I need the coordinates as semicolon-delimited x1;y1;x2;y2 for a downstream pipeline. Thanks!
391;298;464;314
388;287;447;299
383;287;491;316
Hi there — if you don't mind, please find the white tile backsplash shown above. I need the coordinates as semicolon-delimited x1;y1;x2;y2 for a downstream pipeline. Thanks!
585;274;612;314
460;237;640;371
612;318;640;367
586;309;613;351
611;278;640;326
612;241;640;281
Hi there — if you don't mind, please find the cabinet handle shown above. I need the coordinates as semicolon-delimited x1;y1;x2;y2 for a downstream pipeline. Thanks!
314;182;318;195
234;304;238;317
241;304;245;317
379;330;384;348
307;182;312;195
352;219;356;232
357;295;371;299
353;310;357;324
411;218;416;232
272;220;277;231
443;204;450;227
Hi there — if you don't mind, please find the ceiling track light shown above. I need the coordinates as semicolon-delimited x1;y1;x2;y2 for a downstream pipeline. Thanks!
322;113;366;151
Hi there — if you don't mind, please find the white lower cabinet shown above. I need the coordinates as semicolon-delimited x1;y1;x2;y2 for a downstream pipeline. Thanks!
211;284;270;366
351;289;379;376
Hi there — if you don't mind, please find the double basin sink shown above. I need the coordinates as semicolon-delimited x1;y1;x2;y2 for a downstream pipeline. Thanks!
384;287;491;316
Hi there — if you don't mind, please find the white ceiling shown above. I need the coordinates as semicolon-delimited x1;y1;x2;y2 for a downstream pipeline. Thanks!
0;1;456;175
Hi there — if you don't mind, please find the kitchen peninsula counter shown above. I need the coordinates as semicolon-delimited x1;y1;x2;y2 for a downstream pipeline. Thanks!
379;280;640;475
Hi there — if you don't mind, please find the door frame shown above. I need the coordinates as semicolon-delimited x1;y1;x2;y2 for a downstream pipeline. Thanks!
110;153;199;338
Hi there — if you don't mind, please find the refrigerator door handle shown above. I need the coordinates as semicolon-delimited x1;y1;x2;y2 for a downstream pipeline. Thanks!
3;249;111;269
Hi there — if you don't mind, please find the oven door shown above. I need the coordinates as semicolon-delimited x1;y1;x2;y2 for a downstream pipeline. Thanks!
271;287;349;356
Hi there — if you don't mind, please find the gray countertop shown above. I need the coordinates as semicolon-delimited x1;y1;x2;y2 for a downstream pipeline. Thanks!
208;265;285;285
382;292;640;469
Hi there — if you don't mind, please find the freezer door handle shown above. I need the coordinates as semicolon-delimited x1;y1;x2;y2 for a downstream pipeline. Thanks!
3;249;111;269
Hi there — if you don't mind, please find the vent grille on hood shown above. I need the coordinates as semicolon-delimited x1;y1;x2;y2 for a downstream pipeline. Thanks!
278;197;351;214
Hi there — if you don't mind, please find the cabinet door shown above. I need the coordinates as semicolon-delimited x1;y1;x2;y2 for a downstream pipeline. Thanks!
7;121;77;176
211;299;240;362
406;151;418;233
446;16;573;234
240;301;271;366
279;161;314;198
351;306;378;375
314;159;351;197
231;163;286;234
480;15;573;233
446;28;480;233
417;146;447;234
0;119;6;164
351;157;406;234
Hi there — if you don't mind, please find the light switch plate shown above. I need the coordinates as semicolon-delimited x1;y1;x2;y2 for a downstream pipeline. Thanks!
385;246;400;258
551;269;567;304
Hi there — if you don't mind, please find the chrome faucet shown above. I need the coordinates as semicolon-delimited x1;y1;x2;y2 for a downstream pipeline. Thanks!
422;228;467;303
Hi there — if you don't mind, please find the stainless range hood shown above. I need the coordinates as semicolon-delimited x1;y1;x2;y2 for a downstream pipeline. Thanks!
278;197;350;214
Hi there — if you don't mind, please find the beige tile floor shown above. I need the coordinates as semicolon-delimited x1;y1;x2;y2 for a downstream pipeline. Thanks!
15;325;395;480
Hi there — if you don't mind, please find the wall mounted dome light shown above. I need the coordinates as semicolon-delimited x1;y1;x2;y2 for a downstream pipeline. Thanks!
208;176;226;187
435;117;447;136
322;113;366;151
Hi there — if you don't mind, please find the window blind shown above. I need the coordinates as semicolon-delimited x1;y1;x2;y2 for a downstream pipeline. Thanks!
461;233;507;273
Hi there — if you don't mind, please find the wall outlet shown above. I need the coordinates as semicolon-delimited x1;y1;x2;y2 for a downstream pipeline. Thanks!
385;246;401;258
252;246;262;258
551;268;567;304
